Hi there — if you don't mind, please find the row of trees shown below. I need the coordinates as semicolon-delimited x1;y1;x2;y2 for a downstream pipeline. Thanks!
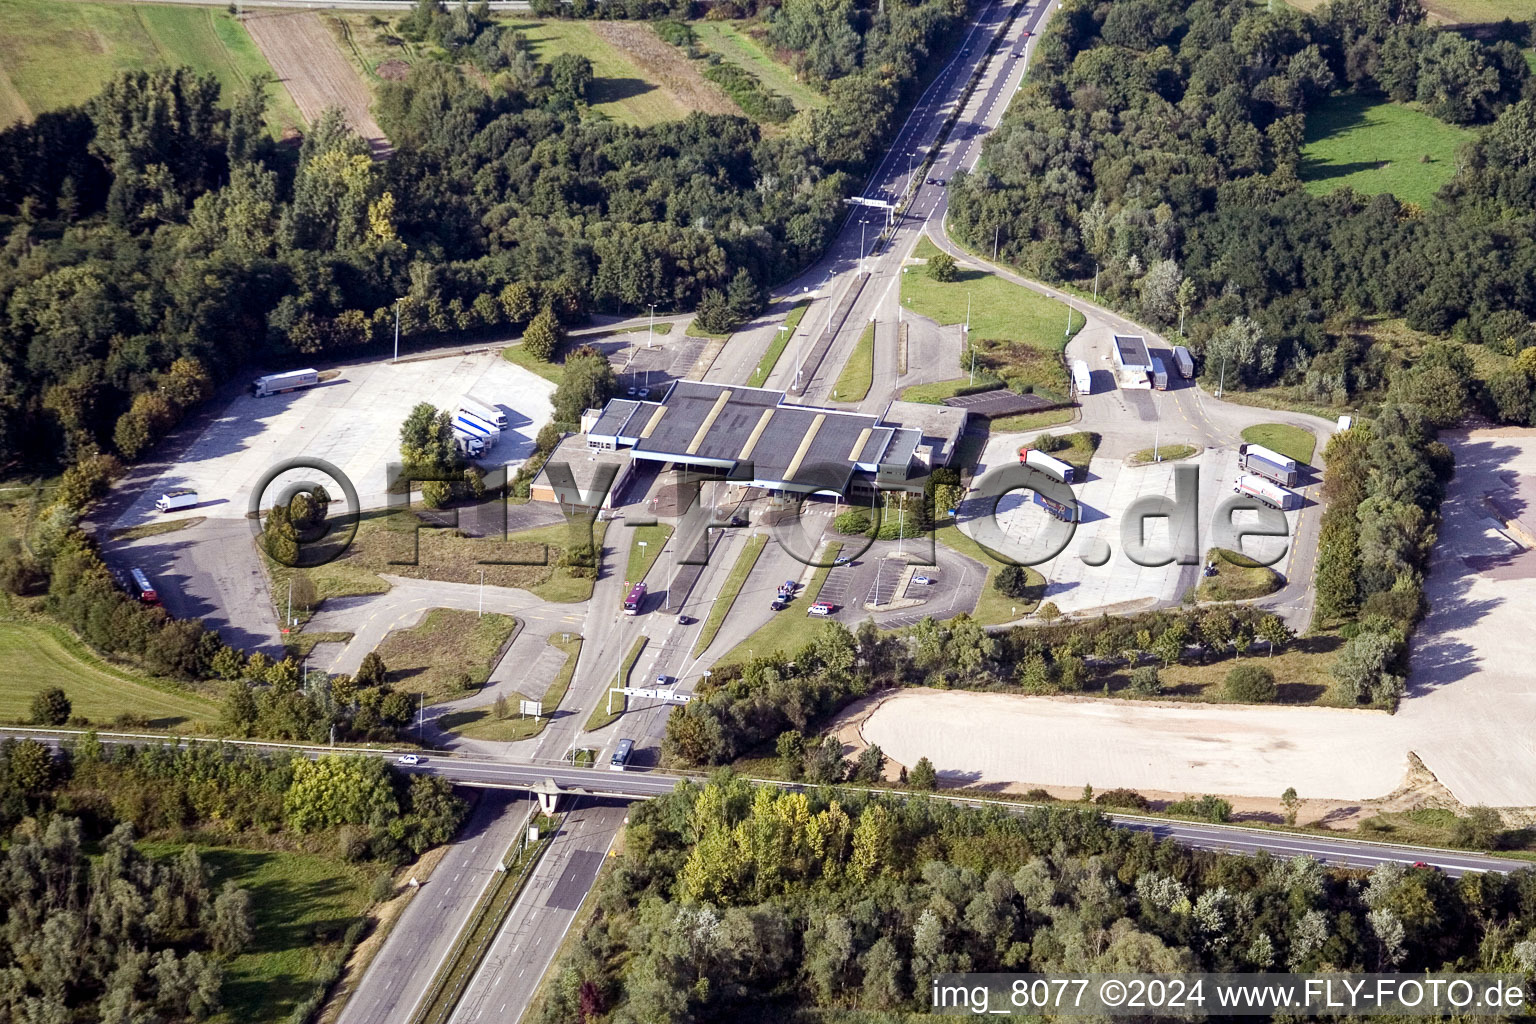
534;775;1536;1021
948;0;1536;411
663;605;1301;769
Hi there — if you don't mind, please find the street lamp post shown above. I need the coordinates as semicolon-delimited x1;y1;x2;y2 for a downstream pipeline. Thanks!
1216;355;1228;399
647;303;657;350
393;298;401;362
478;569;485;618
1093;264;1100;303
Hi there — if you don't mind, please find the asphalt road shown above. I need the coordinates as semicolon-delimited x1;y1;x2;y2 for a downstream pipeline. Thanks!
338;790;531;1024
447;799;628;1024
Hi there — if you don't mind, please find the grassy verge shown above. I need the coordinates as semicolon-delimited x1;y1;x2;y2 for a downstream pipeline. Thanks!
439;634;582;742
374;609;519;703
1098;631;1356;707
1300;93;1475;207
685;318;732;340
625;523;673;584
615;321;674;337
501;343;565;384
409;810;555;1024
989;408;1076;432
689;20;825;110
902;237;1075;399
1130;444;1199;465
830;322;875;402
0;619;217;729
584;635;647;732
747;300;810;387
1197;547;1283;603
284;631;354;659
936;525;1044;625
137;844;374;1024
1241;423;1317;465
715;542;840;667
109;516;205;542
692;534;768;657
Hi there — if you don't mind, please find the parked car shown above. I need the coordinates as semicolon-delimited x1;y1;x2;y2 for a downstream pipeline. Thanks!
912;575;935;585
637;387;650;398
809;601;835;616
771;600;785;611
626;386;638;396
395;754;421;766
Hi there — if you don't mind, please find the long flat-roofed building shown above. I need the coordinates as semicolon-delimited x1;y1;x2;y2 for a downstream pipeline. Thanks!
580;380;925;496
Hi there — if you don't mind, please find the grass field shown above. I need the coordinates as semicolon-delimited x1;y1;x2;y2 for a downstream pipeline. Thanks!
1022;430;1100;478
1101;631;1355;707
903;238;1075;400
1197;547;1283;603
716;542;840;667
0;619;217;729
373;608;519;703
1300;93;1475;208
625;523;673;584
935;525;1043;625
514;19;692;126
440;633;581;741
109;516;205;542
139;844;373;1024
747;300;810;387
690;20;824;111
265;513;606;621
584;634;645;731
1285;0;1536;21
501;343;566;385
1241;422;1317;465
831;322;875;402
692;534;767;657
0;0;302;134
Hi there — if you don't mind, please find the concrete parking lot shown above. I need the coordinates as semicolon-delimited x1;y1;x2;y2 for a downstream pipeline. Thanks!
959;435;1300;616
111;350;554;531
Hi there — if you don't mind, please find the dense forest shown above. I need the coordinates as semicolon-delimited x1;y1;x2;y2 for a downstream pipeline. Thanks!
534;775;1536;1023
0;737;462;1021
0;0;968;475
949;0;1536;412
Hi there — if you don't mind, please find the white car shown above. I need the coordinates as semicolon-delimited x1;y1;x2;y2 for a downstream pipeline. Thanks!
395;754;421;766
656;674;671;687
912;575;935;585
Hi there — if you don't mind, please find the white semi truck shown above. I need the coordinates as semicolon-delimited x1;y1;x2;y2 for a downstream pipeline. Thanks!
453;411;499;449
1239;442;1299;486
252;368;319;397
452;430;485;458
459;396;507;430
1071;359;1092;396
1019;447;1076;484
1235;473;1300;510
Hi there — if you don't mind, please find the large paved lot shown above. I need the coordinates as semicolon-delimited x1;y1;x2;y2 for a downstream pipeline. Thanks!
112;351;553;531
959;436;1299;615
861;429;1536;807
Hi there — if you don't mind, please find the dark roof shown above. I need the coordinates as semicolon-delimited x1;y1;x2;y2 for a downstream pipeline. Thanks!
1114;334;1152;368
942;388;1056;418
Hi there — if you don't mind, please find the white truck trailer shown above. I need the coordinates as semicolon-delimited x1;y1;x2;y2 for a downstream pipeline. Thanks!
1150;357;1169;390
1019;447;1076;484
1235;473;1300;510
1238;442;1299;486
252;368;319;397
155;489;199;513
459;396;507;430
454;411;498;449
1071;359;1092;396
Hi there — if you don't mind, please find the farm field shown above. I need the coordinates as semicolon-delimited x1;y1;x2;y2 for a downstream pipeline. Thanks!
690;20;825;111
242;9;387;154
0;0;302;133
0;619;218;729
1286;0;1536;20
1299;93;1474;208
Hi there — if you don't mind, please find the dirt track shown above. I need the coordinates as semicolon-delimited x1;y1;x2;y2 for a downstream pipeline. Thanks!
242;10;389;156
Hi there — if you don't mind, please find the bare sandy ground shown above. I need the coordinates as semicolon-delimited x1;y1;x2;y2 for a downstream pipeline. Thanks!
857;429;1536;811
